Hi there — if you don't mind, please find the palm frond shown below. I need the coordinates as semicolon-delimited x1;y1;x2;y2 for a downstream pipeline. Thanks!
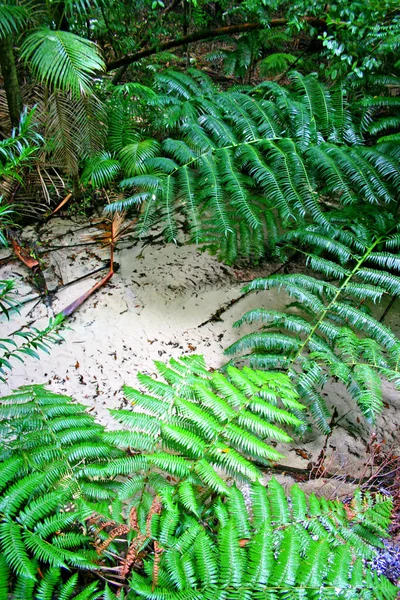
0;3;30;38
81;151;121;187
21;28;105;96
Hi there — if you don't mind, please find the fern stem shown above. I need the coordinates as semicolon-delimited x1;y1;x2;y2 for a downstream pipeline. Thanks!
168;137;277;179
292;235;386;363
109;137;281;216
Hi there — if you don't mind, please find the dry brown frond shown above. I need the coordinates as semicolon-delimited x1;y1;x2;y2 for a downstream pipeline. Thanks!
95;524;131;555
152;541;164;591
146;496;163;538
84;211;136;248
129;506;139;532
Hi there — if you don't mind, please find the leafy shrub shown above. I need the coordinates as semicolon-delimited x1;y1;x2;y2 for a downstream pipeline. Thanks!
128;484;396;600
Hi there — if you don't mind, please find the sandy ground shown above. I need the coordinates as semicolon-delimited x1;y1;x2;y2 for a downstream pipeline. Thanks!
1;216;399;492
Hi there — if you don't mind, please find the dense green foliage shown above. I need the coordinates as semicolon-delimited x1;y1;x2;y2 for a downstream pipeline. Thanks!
81;67;400;435
0;374;397;599
1;0;399;211
83;69;398;264
1;1;400;598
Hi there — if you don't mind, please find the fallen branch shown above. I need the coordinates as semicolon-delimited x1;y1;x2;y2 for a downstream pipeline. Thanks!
51;192;72;215
59;264;109;290
198;292;247;327
39;241;100;252
379;295;397;323
61;270;114;317
198;261;288;327
107;17;326;74
260;459;371;486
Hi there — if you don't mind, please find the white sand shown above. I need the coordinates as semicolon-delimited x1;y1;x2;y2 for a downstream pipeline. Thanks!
1;217;399;482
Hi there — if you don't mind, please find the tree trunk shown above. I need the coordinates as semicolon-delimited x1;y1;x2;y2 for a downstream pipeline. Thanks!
0;36;23;129
52;2;69;31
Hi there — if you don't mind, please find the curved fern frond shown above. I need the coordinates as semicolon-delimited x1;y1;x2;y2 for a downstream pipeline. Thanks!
227;213;400;428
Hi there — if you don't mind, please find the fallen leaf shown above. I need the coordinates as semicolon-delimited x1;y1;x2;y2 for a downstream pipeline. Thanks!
294;449;310;460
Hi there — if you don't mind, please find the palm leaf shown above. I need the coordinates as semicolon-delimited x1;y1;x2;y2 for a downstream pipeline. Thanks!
21;28;105;96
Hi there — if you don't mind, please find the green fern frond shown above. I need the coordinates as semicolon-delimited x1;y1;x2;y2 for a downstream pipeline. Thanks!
259;53;297;76
101;70;400;261
119;139;161;177
112;356;305;491
0;521;37;579
228;213;400;428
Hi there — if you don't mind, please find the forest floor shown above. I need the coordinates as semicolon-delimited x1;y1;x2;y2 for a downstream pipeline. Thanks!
1;215;400;502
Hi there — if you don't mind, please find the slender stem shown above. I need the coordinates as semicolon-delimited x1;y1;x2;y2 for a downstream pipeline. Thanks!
292;235;385;363
110;242;115;273
379;294;396;323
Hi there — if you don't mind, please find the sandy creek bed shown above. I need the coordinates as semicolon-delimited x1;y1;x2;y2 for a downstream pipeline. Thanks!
1;216;399;498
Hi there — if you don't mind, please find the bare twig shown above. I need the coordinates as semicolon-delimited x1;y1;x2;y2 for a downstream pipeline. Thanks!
198;261;288;327
51;192;73;215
